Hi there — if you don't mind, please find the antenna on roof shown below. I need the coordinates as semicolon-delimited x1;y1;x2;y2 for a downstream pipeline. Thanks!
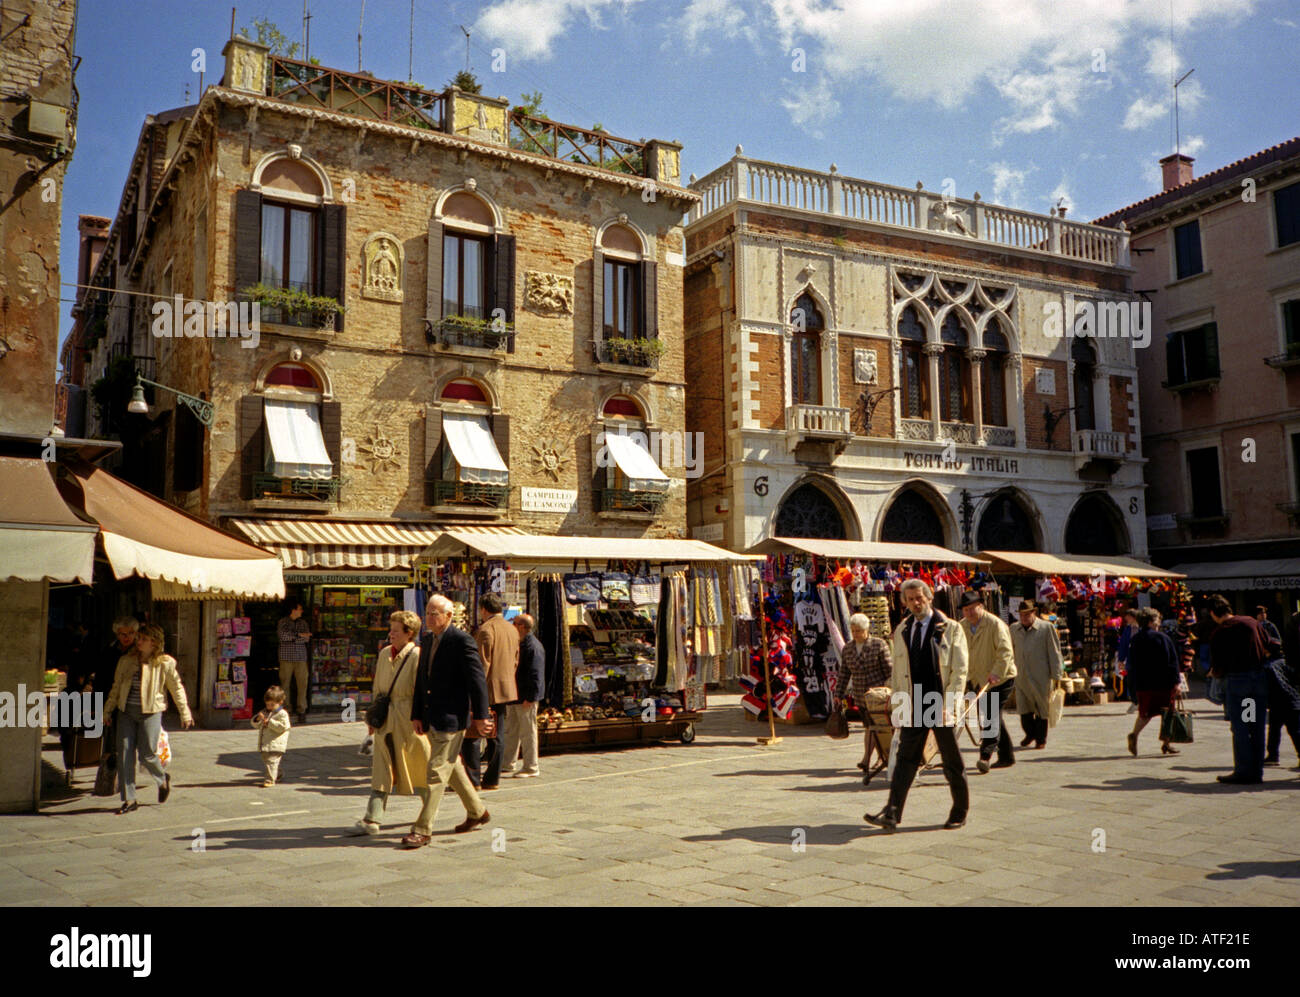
1174;67;1194;157
460;23;471;72
302;0;312;62
358;0;365;71
409;0;415;82
230;7;236;41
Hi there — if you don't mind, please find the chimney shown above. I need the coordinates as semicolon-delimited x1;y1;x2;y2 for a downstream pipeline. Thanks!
1159;153;1194;191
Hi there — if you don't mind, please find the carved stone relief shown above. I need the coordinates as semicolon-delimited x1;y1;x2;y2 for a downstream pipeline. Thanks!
361;232;403;303
524;271;574;315
853;348;878;385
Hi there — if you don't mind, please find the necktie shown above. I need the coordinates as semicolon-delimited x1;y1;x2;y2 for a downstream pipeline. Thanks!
911;618;924;663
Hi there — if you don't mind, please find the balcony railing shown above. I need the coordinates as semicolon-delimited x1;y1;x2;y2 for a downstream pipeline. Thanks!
939;421;976;444
1074;429;1126;458
1264;345;1300;370
430;480;509;508
688;156;1129;267
508;113;647;175
426;317;514;352
600;488;668;514
267;56;443;129
787;404;852;439
253;473;341;501
981;426;1016;447
900;418;936;441
593;338;662;369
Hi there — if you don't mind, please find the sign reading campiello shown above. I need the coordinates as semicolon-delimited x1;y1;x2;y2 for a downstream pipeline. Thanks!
521;487;578;513
903;451;1019;474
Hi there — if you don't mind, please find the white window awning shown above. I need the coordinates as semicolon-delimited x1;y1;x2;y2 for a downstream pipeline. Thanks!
443;412;509;484
264;399;333;480
603;430;669;491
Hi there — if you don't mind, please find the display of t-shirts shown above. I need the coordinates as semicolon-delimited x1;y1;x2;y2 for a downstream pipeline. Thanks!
793;596;831;719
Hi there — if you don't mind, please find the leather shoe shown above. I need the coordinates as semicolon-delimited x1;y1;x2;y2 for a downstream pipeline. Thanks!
116;800;139;815
1263;756;1279;767
1034;741;1046;749
944;812;967;830
400;832;432;849
863;808;898;832
158;773;171;804
976;757;991;774
1216;773;1262;785
454;810;490;834
1019;735;1034;747
991;758;1016;769
481;783;499;792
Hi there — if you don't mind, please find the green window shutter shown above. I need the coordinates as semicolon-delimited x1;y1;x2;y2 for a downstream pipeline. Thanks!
1203;322;1219;379
1165;333;1184;386
233;189;262;296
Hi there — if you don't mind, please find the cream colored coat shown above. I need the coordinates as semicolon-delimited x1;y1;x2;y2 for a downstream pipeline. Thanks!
370;640;431;794
106;653;193;725
889;610;968;727
1010;617;1064;717
252;706;291;753
960;612;1017;687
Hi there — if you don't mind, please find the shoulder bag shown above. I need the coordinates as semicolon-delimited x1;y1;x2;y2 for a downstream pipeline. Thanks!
364;643;415;730
825;703;849;739
1160;693;1194;743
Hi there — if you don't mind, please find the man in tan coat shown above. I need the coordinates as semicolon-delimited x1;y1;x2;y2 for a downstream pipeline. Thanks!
864;578;970;832
1011;600;1064;749
959;590;1017;774
461;591;519;791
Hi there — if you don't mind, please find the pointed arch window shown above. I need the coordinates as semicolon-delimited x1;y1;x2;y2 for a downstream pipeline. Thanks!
939;313;972;422
1072;338;1096;431
790;293;823;406
898;305;928;419
981;321;1009;427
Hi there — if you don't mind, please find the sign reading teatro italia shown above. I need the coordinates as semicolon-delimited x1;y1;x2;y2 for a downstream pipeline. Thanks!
902;451;1020;474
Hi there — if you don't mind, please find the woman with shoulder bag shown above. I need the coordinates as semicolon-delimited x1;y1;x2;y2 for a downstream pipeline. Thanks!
1125;608;1181;757
105;623;194;814
346;611;432;836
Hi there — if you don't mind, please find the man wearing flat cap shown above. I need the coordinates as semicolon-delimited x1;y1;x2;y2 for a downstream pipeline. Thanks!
1010;600;1064;749
959;589;1017;773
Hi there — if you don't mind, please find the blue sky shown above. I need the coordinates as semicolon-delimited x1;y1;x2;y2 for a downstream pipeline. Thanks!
59;0;1300;353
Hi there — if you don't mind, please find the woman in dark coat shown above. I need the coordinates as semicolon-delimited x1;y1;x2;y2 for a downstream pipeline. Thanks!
1126;608;1181;756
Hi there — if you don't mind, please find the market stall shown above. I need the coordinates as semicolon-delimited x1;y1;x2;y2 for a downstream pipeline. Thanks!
414;531;761;750
744;537;990;725
978;551;1189;700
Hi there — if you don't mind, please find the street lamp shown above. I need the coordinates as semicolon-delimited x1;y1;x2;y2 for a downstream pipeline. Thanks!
958;487;1014;552
127;372;214;426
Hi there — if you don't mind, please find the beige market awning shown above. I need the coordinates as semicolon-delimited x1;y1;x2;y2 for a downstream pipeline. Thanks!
748;536;987;565
417;530;758;565
229;519;526;570
0;457;97;584
979;550;1184;579
1167;558;1300;591
59;461;284;598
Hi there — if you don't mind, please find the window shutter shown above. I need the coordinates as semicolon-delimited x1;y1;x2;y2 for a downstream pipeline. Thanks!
234;189;262;296
491;412;511;470
641;259;658;339
592;249;604;345
590;428;606;510
424;404;443;503
1203;322;1219;379
319;204;347;330
1165;333;1184;386
427;221;444;323
238;395;264;499
320;401;342;478
492;234;516;329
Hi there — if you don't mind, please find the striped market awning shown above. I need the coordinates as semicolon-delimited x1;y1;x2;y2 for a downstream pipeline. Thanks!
227;518;524;570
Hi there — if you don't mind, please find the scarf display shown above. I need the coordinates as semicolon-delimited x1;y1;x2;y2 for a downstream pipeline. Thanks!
656;573;690;691
740;596;800;718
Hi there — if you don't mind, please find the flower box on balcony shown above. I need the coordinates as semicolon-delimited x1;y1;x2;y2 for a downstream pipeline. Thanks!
242;283;343;332
594;337;663;370
253;473;342;501
430;479;510;508
427;316;515;353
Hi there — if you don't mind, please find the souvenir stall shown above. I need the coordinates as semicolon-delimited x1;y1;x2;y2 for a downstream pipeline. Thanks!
413;531;761;750
978;551;1189;701
744;538;991;725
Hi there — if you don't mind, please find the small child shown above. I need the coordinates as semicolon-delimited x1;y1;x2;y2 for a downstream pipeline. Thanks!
252;686;292;787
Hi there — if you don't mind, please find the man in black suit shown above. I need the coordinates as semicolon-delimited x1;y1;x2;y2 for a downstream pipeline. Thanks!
402;594;493;848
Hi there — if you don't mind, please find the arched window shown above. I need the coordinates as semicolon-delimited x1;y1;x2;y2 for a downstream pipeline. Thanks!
775;482;847;539
976;491;1037;551
251;361;336;500
898;305;928;419
265;361;323;393
880;487;945;546
981;320;1009;427
440;378;490;405
595;392;668;512
1064;492;1128;555
938;313;972;422
1072;338;1096;432
789;293;823;406
602;394;645;419
433;378;508;507
442;193;494;321
601;224;645;340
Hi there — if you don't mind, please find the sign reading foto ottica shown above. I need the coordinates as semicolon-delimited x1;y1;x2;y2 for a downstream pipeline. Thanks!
521;487;578;513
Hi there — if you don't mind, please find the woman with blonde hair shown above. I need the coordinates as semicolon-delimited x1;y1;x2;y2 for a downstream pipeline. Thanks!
105;623;193;814
347;610;432;836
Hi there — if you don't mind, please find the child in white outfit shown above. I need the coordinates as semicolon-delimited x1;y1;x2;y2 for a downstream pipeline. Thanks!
252;685;291;786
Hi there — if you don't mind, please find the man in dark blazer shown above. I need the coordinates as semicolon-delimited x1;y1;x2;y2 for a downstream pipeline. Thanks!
402;594;493;848
501;613;546;778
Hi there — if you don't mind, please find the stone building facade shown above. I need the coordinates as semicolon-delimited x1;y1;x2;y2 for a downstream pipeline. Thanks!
78;36;695;541
685;153;1146;557
1095;139;1300;613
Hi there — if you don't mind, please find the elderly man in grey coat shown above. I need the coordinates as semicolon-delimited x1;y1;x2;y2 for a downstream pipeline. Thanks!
1010;600;1064;749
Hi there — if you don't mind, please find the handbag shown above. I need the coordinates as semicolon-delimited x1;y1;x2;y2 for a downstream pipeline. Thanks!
92;748;118;797
1206;674;1226;706
825;704;849;739
1160;696;1195;743
364;643;415;729
156;729;171;768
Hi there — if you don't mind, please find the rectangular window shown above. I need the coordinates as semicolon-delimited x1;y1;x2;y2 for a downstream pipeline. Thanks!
1283;299;1300;350
902;344;928;419
1186;447;1223;519
939;348;970;422
1173;220;1203;280
1293;432;1300;501
603;259;640;338
442;232;487;319
1275;181;1300;248
790;333;821;405
1166;323;1220;386
982;356;1007;426
260;202;316;292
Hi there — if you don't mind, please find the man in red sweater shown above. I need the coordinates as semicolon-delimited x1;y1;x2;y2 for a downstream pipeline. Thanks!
1208;595;1282;785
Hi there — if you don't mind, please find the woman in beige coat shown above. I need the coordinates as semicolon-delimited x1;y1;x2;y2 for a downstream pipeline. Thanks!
105;623;193;814
347;610;431;836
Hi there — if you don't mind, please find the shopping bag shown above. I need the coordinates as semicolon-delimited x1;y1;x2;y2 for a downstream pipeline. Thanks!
92;749;118;797
156;729;171;768
1047;684;1066;728
825;706;849;739
1160;701;1194;743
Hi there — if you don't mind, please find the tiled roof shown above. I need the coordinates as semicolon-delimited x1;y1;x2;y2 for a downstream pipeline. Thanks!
1093;136;1300;226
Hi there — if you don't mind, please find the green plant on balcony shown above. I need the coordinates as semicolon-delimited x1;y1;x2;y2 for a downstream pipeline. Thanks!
600;337;664;366
242;283;344;327
433;314;514;349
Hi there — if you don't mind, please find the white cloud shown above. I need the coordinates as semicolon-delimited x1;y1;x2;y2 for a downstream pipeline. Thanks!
987;162;1035;208
475;0;645;61
1180;134;1206;158
778;74;840;137
1123;95;1167;131
1049;179;1073;216
680;0;756;50
1275;17;1299;28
